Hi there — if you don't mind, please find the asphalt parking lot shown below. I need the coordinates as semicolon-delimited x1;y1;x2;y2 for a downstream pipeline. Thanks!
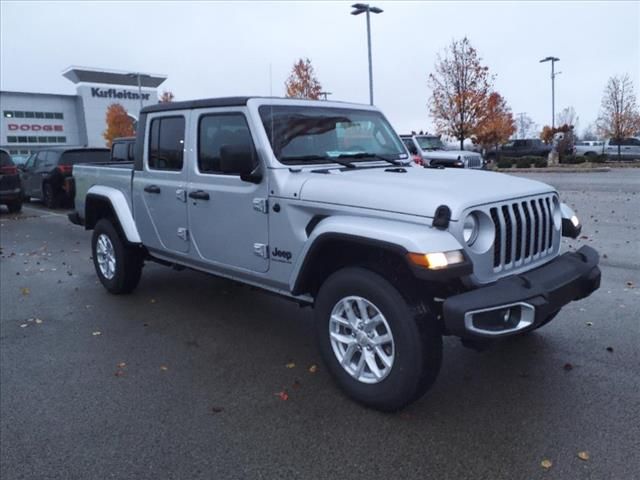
1;169;639;480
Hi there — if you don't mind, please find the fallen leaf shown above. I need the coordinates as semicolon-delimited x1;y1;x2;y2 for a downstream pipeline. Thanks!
92;331;101;336
606;346;613;352
19;323;28;328
117;362;126;368
21;287;30;296
160;365;168;371
308;364;318;373
275;390;289;401
285;362;296;369
563;363;573;371
586;321;593;327
577;451;590;461
114;370;125;377
626;281;635;288
150;298;156;304
210;406;224;414
35;318;43;324
541;459;553;469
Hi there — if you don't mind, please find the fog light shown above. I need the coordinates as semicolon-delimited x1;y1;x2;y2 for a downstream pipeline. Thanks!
464;303;535;336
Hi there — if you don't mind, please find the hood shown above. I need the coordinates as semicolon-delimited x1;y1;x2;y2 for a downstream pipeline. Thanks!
423;149;481;160
297;166;555;221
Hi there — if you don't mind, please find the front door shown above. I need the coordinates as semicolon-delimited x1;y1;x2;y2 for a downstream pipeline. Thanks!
132;113;190;254
186;109;269;273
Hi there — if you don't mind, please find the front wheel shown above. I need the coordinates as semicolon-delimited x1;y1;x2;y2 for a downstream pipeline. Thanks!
91;219;143;294
314;267;442;411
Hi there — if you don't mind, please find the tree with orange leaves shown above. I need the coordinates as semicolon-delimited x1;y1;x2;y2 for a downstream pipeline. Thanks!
285;58;322;100
429;37;493;150
473;92;516;154
103;103;135;147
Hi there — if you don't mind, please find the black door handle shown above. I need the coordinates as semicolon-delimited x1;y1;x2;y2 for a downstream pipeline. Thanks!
189;190;210;200
144;185;161;194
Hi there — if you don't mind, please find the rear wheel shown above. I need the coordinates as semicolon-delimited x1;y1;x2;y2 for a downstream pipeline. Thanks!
6;200;22;213
42;183;59;209
92;218;143;294
314;267;442;411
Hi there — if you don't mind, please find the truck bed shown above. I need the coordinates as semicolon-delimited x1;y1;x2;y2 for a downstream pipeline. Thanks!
73;162;134;221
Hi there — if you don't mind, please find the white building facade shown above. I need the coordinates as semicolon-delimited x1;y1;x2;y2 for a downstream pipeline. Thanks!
0;66;167;154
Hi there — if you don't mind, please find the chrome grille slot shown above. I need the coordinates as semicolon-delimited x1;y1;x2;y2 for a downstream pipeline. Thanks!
488;195;557;273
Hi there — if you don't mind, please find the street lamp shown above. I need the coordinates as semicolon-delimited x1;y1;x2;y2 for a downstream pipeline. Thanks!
351;3;383;105
539;56;560;128
127;72;151;112
319;91;333;100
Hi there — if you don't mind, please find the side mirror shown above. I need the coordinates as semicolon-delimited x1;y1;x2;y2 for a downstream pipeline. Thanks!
220;145;262;184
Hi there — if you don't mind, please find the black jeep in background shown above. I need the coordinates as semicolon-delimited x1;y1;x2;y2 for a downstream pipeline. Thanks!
1;149;23;213
20;147;109;208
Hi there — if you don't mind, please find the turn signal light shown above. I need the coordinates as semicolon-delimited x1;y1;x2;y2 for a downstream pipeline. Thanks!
407;250;465;270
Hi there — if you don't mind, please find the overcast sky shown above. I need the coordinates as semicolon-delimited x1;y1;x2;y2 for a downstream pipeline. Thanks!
1;1;638;135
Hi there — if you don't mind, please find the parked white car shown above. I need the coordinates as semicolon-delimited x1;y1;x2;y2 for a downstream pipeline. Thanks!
604;137;640;160
574;141;604;157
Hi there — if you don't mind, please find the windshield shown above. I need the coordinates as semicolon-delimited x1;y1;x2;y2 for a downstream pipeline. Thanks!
259;105;407;165
415;136;445;150
59;149;110;165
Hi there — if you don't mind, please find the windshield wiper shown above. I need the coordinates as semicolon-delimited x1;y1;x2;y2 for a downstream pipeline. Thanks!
337;152;405;166
279;154;356;168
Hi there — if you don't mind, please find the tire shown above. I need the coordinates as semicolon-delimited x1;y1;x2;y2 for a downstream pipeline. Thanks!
314;267;442;412
6;200;22;213
42;183;59;209
91;218;143;294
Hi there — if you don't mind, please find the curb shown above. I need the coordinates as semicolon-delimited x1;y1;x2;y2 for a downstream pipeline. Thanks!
496;167;611;173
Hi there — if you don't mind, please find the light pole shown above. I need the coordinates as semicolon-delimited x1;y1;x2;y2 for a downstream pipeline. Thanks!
127;72;151;113
351;3;383;105
539;56;560;128
319;91;333;100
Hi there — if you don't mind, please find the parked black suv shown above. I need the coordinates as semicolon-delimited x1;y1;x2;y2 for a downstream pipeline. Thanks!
20;147;109;208
1;149;23;213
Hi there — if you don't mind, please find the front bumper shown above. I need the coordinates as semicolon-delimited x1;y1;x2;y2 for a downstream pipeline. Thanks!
443;246;600;338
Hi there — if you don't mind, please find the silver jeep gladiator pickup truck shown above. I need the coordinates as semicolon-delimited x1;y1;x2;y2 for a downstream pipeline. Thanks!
69;97;600;411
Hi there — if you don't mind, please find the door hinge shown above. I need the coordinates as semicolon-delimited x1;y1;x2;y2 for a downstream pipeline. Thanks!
253;198;268;214
177;227;189;241
176;188;187;203
253;243;268;258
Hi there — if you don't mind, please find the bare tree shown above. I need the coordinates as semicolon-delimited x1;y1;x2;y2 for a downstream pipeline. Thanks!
597;74;640;159
581;123;598;141
516;113;537;139
428;37;493;150
556;106;579;132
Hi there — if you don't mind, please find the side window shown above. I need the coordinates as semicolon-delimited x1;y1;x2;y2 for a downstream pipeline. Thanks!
45;151;59;165
35;151;48;168
148;116;185;171
198;113;256;174
112;142;128;161
128;143;135;161
402;139;418;155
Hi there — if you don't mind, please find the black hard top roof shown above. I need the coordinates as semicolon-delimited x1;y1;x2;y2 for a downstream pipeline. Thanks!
141;96;254;114
40;147;110;152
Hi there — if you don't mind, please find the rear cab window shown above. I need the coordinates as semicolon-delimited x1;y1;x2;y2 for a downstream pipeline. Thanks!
59;150;110;165
148;116;185;171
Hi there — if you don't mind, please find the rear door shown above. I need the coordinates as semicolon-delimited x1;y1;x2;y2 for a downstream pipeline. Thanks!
186;108;269;272
132;112;190;254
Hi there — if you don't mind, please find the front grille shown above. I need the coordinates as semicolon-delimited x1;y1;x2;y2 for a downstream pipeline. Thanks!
465;156;483;168
490;195;556;271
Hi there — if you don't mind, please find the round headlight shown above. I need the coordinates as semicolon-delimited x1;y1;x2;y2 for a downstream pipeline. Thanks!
463;213;479;245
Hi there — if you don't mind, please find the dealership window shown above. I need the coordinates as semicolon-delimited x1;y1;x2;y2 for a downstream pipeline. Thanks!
25;112;35;118
54;113;64;119
57;136;66;143
35;112;44;119
44;113;54;119
3;111;12;118
15;111;24;118
28;136;37;143
38;137;48;143
17;136;27;142
148;116;185;171
7;137;17;143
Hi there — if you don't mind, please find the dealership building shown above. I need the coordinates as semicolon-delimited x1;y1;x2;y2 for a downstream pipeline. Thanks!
0;66;167;155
